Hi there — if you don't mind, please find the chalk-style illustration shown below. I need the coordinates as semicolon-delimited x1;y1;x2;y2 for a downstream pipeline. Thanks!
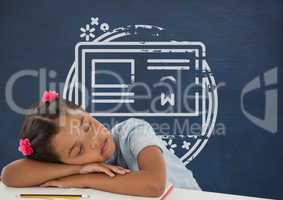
182;141;191;150
91;59;135;104
80;24;95;41
81;17;110;41
163;139;177;154
100;23;110;32
160;76;176;82
63;17;218;165
161;92;175;106
91;17;99;26
160;76;176;106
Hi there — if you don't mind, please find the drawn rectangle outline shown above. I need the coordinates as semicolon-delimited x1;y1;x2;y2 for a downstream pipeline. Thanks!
75;42;204;117
91;59;135;88
91;59;135;106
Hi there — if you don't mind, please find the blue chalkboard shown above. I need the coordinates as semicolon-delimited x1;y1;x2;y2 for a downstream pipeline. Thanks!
0;0;282;199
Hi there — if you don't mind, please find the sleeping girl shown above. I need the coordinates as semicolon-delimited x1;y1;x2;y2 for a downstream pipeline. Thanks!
1;90;200;197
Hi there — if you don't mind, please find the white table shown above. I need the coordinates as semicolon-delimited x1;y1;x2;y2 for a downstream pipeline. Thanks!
0;182;269;200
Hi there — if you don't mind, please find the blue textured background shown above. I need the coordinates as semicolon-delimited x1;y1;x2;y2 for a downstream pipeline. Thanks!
0;0;282;199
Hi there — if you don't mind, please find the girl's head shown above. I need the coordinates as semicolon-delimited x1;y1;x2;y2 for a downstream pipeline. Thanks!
18;91;116;165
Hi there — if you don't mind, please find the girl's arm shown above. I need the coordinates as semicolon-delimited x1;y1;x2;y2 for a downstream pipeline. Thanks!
1;159;81;187
41;146;166;197
1;159;128;187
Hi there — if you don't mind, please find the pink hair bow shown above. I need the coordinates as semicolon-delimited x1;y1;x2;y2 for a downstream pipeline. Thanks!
41;90;59;103
18;138;33;156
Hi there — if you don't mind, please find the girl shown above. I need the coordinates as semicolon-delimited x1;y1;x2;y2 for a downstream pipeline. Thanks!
1;91;200;197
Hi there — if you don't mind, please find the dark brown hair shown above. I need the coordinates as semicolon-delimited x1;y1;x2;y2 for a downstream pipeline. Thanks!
19;98;83;163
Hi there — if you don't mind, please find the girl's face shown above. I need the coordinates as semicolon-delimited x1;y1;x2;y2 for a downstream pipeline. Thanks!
51;110;115;165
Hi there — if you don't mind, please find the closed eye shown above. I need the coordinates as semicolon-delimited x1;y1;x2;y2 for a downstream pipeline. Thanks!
82;118;91;133
77;146;82;156
83;124;90;132
70;145;81;157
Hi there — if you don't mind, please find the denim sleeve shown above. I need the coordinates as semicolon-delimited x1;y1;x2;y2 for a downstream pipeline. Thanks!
123;118;165;159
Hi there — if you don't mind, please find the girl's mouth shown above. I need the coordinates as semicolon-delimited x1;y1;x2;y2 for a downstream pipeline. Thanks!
100;138;108;156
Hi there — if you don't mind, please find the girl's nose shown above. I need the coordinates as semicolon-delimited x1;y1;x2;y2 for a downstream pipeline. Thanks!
90;142;96;149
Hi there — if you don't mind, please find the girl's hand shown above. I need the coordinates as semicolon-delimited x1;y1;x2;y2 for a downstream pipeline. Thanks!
79;163;130;177
40;164;131;188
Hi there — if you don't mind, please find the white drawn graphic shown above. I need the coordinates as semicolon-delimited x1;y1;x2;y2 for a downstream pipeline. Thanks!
100;23;110;32
63;17;218;165
91;17;99;26
161;93;175;106
163;139;177;154
182;141;191;150
80;24;95;41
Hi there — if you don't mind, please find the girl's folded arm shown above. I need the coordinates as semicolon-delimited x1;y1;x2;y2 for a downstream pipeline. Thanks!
1;159;81;187
43;146;166;197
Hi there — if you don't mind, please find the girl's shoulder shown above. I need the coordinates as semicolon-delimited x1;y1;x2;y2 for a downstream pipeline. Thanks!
111;118;154;142
110;118;150;136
